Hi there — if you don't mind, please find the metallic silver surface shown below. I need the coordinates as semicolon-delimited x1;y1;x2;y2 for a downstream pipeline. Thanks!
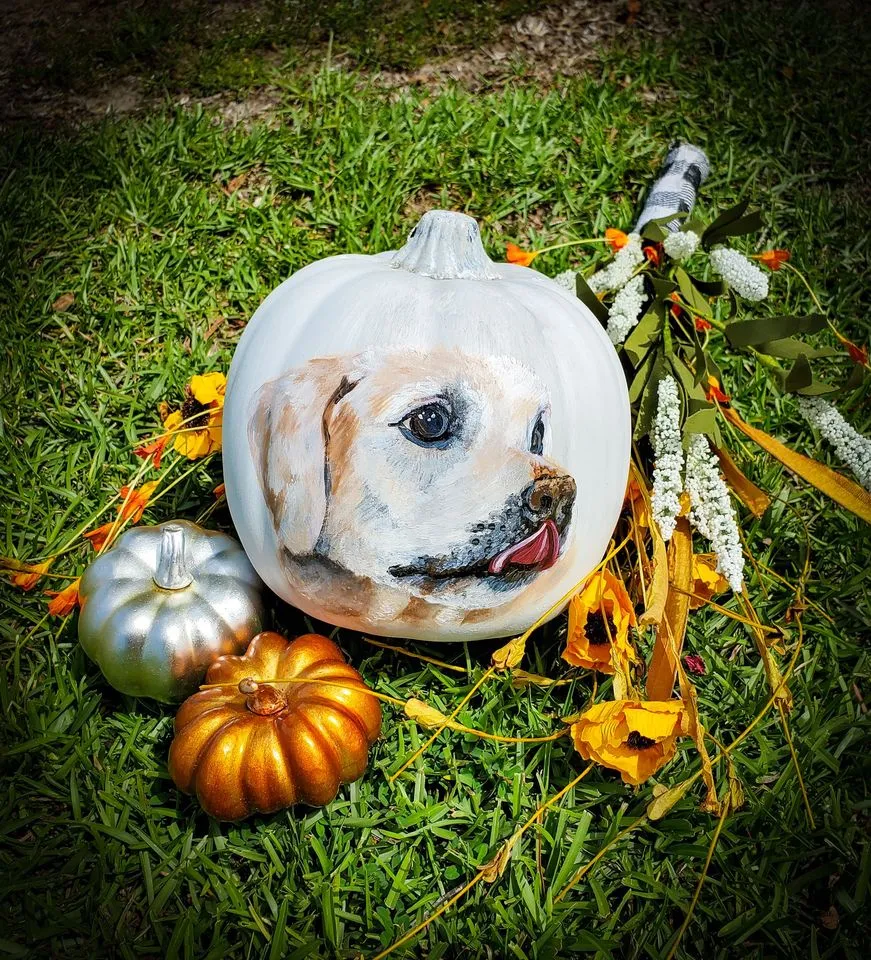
78;520;264;702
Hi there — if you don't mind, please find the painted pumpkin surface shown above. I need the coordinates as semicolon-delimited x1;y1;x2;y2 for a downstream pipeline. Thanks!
168;631;381;819
223;210;631;641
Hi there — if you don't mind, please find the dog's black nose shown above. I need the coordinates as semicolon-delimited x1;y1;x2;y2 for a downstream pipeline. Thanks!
522;475;576;527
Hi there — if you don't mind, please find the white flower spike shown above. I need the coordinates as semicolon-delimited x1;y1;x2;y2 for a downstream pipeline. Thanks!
685;434;744;593
651;375;684;541
553;269;578;294
587;233;645;294
606;275;647;346
663;230;701;261
798;396;871;491
709;245;769;302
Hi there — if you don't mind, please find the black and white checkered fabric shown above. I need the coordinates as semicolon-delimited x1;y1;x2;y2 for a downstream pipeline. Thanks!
635;142;710;233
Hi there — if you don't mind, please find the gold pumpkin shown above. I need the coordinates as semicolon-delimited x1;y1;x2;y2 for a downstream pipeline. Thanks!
168;631;381;819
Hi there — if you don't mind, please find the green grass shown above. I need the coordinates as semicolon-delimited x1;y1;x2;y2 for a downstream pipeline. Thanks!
2;1;870;957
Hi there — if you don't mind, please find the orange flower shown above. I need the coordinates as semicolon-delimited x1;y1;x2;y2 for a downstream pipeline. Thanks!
119;480;159;523
83;522;115;552
505;242;539;267
84;480;159;551
689;554;729;609
705;376;730;404
163;371;226;460
213;482;226;499
571;699;689;785
9;559;53;591
605;228;630;252
756;249;790;271
695;317;712;331
46;578;81;616
643;243;662;267
133;435;169;469
843;339;868;366
563;569;637;674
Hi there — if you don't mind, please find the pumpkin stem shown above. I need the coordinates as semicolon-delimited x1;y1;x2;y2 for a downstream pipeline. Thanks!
153;523;194;590
391;210;501;281
240;679;286;716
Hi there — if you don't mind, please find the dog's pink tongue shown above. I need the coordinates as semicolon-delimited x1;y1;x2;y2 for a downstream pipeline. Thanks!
488;520;561;575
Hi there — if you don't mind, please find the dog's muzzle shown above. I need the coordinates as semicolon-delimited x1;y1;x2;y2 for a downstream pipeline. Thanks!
386;471;577;583
488;474;577;574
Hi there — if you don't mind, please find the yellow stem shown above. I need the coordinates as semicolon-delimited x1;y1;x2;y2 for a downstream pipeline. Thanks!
388;666;495;783
535;238;610;254
555;626;804;905
553;817;646;903
781;261;825;314
372;764;594;960
94;453;166;556
665;795;730;960
669;586;781;632
751;558;832;623
443;723;570;746
777;699;816;829
134;406;225;448
371;873;484;960
361;637;467;673
199;676;407;707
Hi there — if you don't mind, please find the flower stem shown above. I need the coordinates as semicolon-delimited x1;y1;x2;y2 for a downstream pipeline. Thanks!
665;795;730;960
388;666;495;782
535;238;610;254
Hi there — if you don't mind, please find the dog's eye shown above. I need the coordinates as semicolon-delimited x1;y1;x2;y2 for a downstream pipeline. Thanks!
397;402;453;448
530;414;546;456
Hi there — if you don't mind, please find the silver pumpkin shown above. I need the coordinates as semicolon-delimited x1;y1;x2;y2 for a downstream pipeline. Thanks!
78;520;264;702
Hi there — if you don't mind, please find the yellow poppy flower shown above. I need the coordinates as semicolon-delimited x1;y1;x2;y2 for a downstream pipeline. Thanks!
163;372;226;459
571;699;688;785
563;569;636;674
689;554;729;609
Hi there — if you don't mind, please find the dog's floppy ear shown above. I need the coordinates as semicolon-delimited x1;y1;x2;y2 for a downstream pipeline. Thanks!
248;356;361;555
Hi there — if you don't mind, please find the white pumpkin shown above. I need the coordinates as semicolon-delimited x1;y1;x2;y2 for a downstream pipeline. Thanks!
223;210;630;642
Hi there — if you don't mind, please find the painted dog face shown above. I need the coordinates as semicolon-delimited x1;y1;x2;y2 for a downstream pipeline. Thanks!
249;347;576;610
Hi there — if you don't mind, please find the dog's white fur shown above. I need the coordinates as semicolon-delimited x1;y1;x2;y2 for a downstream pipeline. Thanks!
249;347;575;627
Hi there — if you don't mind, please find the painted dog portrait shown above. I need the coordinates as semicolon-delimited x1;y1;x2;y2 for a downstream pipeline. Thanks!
248;347;577;629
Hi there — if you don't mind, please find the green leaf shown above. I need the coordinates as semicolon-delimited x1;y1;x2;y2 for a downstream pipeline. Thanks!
726;314;826;347
676;266;712;319
795;380;839;396
641;212;689;239
692;332;707;386
701;200;749;249
842;363;868;393
629;344;658;403
784;355;813;392
575;272;609;326
703;210;764;247
688;274;727;297
634;350;667;440
650;276;678;299
624;303;664;366
682;217;706;235
642;221;666;242
670;354;707;404
683;406;719;439
756;338;840;360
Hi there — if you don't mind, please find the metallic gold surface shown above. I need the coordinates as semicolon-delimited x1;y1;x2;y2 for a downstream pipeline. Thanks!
168;631;382;820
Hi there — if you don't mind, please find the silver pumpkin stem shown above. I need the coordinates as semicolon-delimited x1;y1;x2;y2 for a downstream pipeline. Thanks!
391;210;501;281
153;523;194;590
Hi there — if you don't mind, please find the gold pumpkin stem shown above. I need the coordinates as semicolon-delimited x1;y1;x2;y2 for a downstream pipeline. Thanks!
238;678;286;716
